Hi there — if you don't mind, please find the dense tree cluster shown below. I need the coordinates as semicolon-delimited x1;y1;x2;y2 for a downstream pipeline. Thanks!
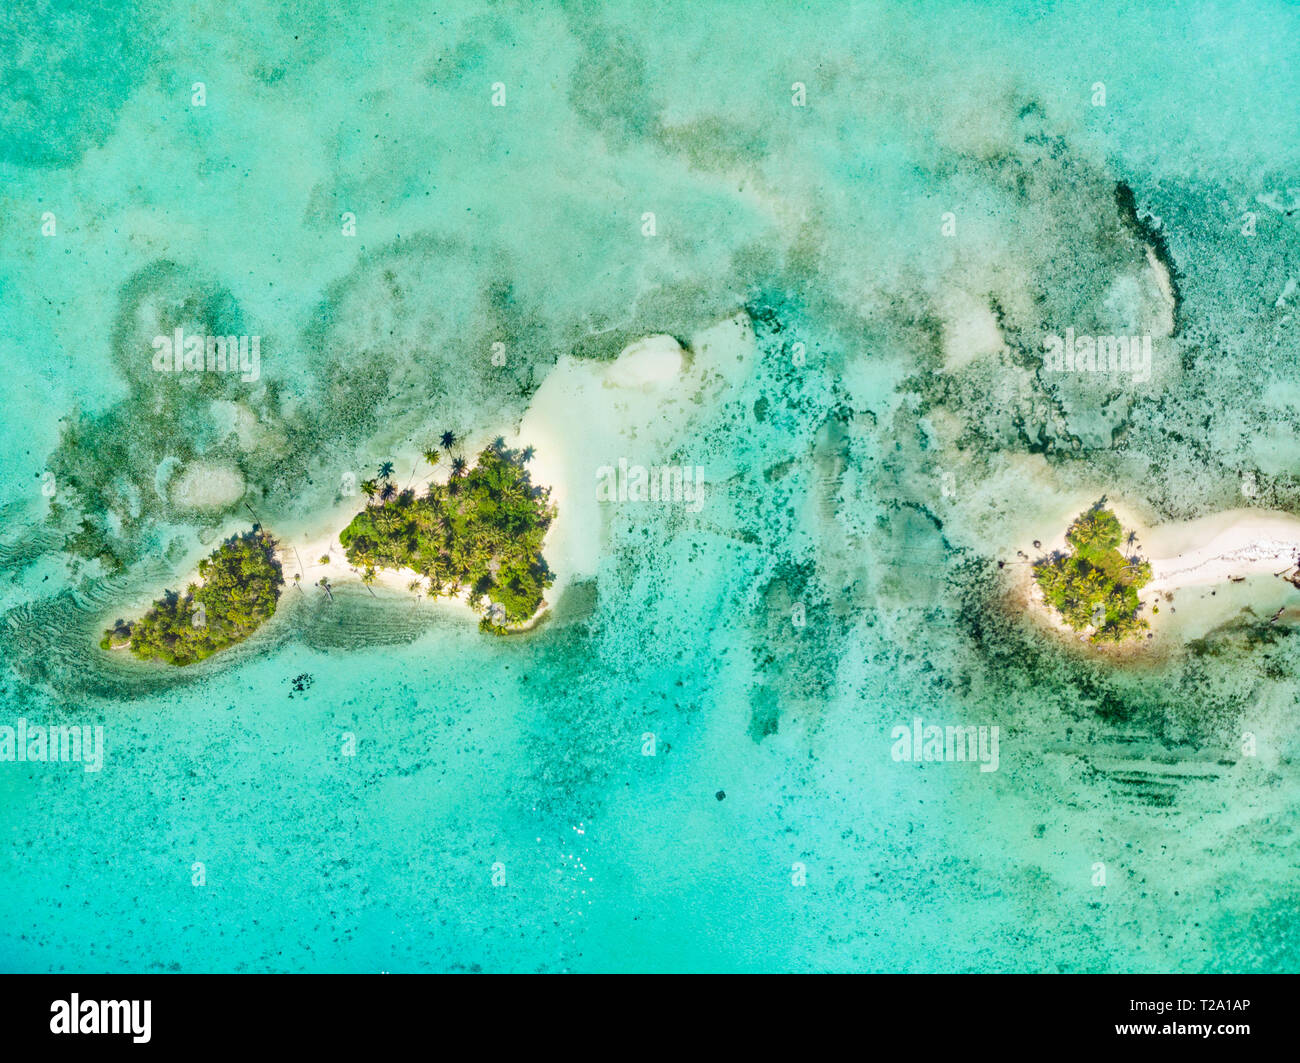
339;443;555;630
1033;504;1151;643
103;529;284;664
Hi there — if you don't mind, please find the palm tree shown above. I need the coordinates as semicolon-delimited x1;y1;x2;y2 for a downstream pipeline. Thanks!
440;430;457;450
451;456;467;478
380;482;396;503
378;461;395;481
421;447;440;468
360;478;378;502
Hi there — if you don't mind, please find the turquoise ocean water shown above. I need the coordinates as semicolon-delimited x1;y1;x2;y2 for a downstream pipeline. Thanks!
1;0;1298;971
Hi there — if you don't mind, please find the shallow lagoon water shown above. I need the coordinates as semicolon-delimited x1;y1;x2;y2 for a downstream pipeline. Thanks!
1;1;1298;972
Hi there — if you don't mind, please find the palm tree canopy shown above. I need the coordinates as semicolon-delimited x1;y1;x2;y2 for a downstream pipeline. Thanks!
338;444;555;625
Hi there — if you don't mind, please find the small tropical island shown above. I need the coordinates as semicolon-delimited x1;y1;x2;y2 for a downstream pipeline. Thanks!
101;439;556;664
1032;503;1151;643
1016;497;1300;649
338;441;555;634
101;528;284;665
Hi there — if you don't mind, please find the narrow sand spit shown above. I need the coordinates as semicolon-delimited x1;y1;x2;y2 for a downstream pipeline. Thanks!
1142;511;1300;592
510;312;755;605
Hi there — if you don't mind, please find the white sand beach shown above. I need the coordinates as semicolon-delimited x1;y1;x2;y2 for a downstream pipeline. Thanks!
1142;510;1300;592
510;312;756;605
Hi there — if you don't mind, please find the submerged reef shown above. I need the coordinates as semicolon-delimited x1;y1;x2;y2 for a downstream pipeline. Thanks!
45;234;567;583
0;2;153;169
49;260;297;574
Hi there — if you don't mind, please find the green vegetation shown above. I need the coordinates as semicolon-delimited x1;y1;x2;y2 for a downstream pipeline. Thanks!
1033;503;1152;643
102;529;284;664
338;442;555;631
